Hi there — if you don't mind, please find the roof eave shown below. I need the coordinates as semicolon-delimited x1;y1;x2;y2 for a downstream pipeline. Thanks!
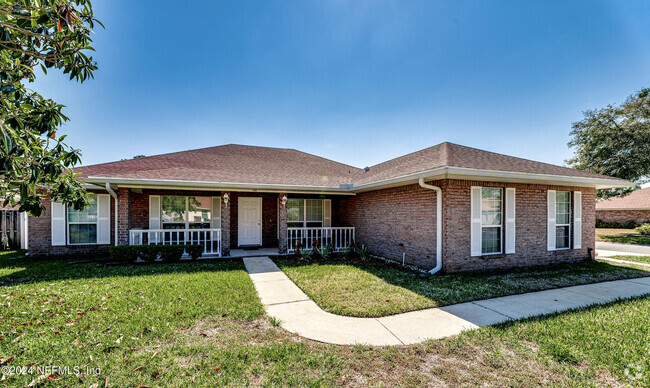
83;166;632;195
82;176;356;195
352;166;633;192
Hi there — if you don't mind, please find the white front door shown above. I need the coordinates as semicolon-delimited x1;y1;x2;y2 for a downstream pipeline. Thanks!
238;197;262;246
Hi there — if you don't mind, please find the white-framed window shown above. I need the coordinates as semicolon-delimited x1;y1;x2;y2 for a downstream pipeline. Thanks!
161;196;211;229
287;199;323;228
555;191;571;249
481;188;502;255
67;194;98;244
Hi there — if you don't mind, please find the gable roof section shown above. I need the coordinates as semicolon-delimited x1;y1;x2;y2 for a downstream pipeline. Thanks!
75;144;363;188
355;142;611;185
76;142;630;191
596;187;650;210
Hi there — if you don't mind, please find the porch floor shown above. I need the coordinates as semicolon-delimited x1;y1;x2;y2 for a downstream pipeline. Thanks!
229;247;281;258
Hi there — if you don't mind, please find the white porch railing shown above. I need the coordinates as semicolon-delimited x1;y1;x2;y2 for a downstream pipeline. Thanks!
287;227;355;253
129;228;221;256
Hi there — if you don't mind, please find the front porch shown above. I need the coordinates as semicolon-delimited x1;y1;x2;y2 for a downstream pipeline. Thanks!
121;189;355;257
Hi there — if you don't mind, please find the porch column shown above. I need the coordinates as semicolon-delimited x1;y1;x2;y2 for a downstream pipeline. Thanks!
117;188;130;245
221;192;231;256
278;193;287;254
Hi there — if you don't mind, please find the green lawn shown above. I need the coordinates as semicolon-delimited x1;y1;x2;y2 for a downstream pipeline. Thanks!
277;258;650;317
2;250;650;386
608;255;650;265
596;228;650;245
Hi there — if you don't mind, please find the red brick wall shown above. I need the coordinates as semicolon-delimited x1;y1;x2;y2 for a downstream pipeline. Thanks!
441;180;595;273
338;180;596;273
28;190;116;258
596;210;650;226
28;183;597;270
337;183;438;269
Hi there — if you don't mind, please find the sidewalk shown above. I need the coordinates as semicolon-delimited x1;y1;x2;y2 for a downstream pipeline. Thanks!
244;256;650;346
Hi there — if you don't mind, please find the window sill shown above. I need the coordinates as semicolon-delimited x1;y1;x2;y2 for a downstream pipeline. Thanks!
480;252;506;259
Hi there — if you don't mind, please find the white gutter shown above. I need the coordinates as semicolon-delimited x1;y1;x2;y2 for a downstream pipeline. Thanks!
354;167;632;192
83;177;356;195
105;183;119;246
418;178;443;275
84;166;632;195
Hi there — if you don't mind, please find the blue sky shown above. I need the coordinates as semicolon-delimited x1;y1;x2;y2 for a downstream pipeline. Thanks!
33;0;650;168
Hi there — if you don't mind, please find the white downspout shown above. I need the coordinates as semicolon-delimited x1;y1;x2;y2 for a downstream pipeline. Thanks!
418;178;442;275
105;183;119;246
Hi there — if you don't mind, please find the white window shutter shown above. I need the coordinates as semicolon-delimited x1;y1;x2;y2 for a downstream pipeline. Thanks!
505;188;516;254
97;194;111;244
149;195;161;229
547;190;556;251
574;191;582;249
470;186;482;257
323;199;332;228
211;197;222;229
51;200;66;246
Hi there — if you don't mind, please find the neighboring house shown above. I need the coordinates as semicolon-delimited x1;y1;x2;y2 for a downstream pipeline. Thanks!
595;187;650;226
27;142;629;273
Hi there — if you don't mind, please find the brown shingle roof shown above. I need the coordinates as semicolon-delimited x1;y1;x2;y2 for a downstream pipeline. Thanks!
356;142;611;185
75;144;363;187
75;142;623;189
596;187;650;210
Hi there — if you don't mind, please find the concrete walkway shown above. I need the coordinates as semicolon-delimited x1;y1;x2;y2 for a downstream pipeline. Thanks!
244;256;650;346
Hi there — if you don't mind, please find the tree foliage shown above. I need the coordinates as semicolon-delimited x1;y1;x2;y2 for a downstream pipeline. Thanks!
0;0;101;215
568;88;650;199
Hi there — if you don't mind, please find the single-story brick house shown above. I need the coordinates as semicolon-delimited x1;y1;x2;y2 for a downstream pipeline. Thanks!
27;142;630;273
595;187;650;226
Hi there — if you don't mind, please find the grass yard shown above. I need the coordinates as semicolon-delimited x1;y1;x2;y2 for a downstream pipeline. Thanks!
2;250;650;386
596;228;650;245
277;258;650;317
608;255;650;265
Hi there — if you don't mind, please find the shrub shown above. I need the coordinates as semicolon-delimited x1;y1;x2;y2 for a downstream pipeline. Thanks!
109;246;138;263
185;244;204;260
596;219;638;229
316;244;332;259
159;245;185;262
622;220;638;229
596;219;621;228
138;245;160;262
637;223;650;236
299;248;312;260
358;245;370;261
